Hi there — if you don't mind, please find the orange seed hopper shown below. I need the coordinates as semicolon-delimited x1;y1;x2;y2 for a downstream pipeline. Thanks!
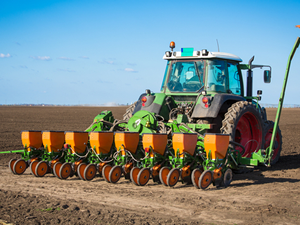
21;130;43;150
142;133;168;156
172;133;198;157
65;131;89;154
89;131;114;154
114;132;139;154
204;133;229;160
42;131;65;153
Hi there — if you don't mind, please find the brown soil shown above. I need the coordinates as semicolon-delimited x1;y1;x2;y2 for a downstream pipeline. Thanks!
0;106;300;225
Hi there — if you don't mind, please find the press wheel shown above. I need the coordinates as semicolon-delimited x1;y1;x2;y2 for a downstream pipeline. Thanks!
59;162;72;179
83;164;97;181
159;167;170;186
167;168;180;187
198;170;213;190
13;159;27;175
222;168;233;187
109;165;122;183
77;163;87;180
53;162;62;178
191;169;202;189
9;159;17;174
130;167;140;185
102;164;112;183
137;168;150;186
35;161;48;177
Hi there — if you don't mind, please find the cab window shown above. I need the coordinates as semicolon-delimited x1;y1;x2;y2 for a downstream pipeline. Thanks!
227;62;242;95
167;61;204;92
206;60;227;93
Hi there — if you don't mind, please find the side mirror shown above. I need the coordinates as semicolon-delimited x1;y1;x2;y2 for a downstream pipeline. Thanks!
264;70;271;83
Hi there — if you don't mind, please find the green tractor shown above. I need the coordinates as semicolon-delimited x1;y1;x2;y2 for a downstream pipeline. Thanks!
119;41;282;165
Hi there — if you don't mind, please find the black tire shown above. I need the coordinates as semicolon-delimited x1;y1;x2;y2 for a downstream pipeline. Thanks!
220;101;264;158
220;168;233;188
123;102;137;121
263;120;282;165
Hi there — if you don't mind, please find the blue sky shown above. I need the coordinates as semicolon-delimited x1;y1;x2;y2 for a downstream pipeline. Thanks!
0;0;300;105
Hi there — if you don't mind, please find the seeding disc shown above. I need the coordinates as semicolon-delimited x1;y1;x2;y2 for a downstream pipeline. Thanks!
198;170;213;190
191;169;202;189
98;162;106;177
102;164;112;183
13;159;27;175
152;166;161;183
167;168;180;187
181;166;192;184
137;168;150;186
109;165;122;183
77;163;87;180
59;163;72;179
159;167;170;186
84;164;97;181
35;161;48;177
53;162;62;178
9;159;17;174
130;167;140;185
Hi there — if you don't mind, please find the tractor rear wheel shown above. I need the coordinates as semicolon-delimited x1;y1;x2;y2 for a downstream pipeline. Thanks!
263;120;282;165
221;101;263;157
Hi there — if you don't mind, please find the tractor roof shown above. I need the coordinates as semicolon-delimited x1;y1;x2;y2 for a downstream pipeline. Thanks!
163;48;242;62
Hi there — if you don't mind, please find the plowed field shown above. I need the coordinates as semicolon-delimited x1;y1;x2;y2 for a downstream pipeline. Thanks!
0;106;300;225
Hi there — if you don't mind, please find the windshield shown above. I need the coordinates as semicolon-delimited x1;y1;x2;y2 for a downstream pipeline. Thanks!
166;60;204;92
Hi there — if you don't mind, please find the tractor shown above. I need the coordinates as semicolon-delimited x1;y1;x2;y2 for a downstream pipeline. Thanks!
120;41;282;165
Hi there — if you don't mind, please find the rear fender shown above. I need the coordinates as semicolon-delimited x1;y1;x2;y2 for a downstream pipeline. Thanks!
191;94;246;118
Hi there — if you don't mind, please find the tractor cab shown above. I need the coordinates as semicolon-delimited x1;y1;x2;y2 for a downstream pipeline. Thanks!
161;42;244;98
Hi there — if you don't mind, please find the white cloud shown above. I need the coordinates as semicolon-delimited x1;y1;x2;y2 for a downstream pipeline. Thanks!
0;53;11;58
80;56;89;59
58;57;74;61
30;56;51;61
102;102;118;106
124;68;138;73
